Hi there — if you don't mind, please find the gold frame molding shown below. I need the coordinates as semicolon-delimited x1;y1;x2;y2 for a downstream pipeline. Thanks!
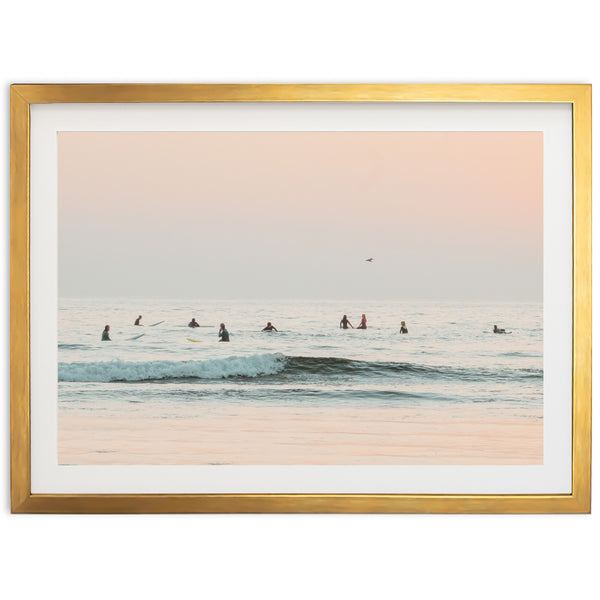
10;84;591;513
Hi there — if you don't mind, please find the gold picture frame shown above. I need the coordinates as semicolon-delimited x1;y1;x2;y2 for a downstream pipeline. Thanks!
10;84;591;513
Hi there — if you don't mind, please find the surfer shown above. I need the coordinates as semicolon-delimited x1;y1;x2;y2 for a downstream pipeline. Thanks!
101;325;111;341
134;315;143;326
340;315;354;329
357;314;367;329
400;321;408;334
493;325;511;334
188;318;200;328
218;323;230;342
262;322;278;332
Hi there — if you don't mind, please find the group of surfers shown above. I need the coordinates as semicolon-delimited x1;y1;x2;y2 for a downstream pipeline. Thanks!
101;315;510;341
102;313;512;342
100;313;409;341
339;314;408;334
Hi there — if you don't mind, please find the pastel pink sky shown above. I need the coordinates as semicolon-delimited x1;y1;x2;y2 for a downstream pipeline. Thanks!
58;131;542;299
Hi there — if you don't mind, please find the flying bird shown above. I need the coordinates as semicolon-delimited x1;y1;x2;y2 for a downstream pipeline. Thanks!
365;258;374;262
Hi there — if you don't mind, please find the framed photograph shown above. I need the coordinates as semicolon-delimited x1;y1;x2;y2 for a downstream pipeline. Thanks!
10;84;591;513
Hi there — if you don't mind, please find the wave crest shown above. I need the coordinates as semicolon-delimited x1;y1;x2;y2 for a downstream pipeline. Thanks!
58;353;542;383
58;353;287;382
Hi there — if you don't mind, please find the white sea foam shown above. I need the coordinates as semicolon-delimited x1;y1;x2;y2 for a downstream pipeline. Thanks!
58;353;287;382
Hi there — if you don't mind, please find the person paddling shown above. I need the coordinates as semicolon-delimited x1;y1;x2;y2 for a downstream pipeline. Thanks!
262;322;278;331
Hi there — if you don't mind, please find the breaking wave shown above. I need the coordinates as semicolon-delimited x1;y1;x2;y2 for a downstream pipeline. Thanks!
58;353;543;383
59;353;286;382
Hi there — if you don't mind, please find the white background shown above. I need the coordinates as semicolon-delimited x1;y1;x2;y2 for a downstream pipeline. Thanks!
1;1;597;599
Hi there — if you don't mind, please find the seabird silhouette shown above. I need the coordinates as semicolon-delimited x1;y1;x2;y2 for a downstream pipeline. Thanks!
365;258;374;262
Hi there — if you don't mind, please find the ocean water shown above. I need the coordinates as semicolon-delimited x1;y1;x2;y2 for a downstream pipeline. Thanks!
58;298;543;415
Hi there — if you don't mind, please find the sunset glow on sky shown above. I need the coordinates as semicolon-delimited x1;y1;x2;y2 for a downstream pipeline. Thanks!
58;131;542;300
